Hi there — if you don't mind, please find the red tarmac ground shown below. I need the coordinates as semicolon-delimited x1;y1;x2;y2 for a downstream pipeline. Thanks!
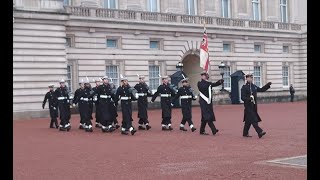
13;101;307;180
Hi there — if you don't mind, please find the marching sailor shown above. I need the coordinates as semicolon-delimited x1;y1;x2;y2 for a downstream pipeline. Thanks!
54;79;72;131
92;78;102;128
115;76;137;135
73;80;86;130
42;84;59;128
172;78;197;132
241;73;271;138
197;71;223;135
134;75;152;130
151;75;176;131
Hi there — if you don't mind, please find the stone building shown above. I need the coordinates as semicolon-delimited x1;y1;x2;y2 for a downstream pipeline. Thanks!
13;0;307;119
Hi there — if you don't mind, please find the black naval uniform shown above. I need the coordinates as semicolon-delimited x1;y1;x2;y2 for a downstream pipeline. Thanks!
134;82;152;130
92;85;101;127
75;86;93;132
73;87;85;129
54;86;71;131
197;79;223;135
90;83;115;132
151;83;176;130
42;90;59;128
115;84;137;135
88;84;94;120
289;85;295;102
110;85;120;129
241;81;271;138
172;85;197;132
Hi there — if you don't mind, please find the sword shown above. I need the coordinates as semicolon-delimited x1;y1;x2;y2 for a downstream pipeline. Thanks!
249;82;255;104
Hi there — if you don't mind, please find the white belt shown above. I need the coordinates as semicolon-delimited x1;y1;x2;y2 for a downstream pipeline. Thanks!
160;94;171;97
58;97;67;100
121;97;131;100
180;95;192;99
80;97;89;101
100;95;111;99
137;93;147;96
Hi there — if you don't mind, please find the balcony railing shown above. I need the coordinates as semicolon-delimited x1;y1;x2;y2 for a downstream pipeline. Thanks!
65;6;302;31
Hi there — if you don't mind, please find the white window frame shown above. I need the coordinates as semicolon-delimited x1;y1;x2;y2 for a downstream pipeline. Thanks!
106;65;120;87
149;65;161;91
282;66;289;88
147;0;160;12
280;0;288;23
223;66;231;89
67;64;73;92
221;0;231;18
252;0;261;21
185;0;198;15
253;66;262;87
104;0;118;9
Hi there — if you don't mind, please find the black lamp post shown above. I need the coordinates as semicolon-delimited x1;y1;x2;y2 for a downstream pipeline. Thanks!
218;62;226;92
176;62;183;71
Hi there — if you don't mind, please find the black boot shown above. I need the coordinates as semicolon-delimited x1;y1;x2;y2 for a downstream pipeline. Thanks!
54;119;59;129
258;131;266;138
59;125;66;131
212;129;219;135
168;126;173;131
121;131;129;135
200;132;209;135
85;126;93;132
162;126;168;131
131;129;137;135
49;119;54;128
146;124;151;130
114;124;120;129
180;127;187;131
191;127;197;132
138;126;146;130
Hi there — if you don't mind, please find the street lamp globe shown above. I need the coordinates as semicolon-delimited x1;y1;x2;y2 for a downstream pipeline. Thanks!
176;62;183;71
218;62;225;75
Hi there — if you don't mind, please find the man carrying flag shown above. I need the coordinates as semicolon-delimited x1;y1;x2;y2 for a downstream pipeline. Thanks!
197;23;224;135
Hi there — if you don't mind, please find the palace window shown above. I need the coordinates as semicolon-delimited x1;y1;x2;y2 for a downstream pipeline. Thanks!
253;66;261;87
185;0;197;15
223;66;231;88
280;0;288;23
282;66;289;87
221;0;231;18
149;65;161;90
252;0;261;20
106;65;119;87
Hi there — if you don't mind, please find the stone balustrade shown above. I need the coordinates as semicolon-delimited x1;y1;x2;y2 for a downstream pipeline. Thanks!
64;6;303;31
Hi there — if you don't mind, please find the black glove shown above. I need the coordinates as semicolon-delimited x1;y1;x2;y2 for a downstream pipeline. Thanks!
218;79;224;84
42;104;45;109
267;82;272;86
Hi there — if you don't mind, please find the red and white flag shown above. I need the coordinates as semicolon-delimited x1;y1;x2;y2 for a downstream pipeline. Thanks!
200;26;209;72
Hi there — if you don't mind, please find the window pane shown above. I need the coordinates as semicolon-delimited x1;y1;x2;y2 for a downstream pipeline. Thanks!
254;45;261;53
150;41;159;49
106;39;117;48
66;38;71;47
283;46;289;53
253;66;261;87
67;65;72;92
64;0;69;5
223;44;231;52
109;0;116;8
222;0;229;18
223;66;231;88
149;65;160;90
185;0;195;15
106;65;119;87
253;3;259;20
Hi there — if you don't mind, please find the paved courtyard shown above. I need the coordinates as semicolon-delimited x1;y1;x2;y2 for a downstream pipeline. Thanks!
13;101;307;180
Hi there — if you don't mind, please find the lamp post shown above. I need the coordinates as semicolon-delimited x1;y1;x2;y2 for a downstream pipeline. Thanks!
176;62;183;71
218;62;226;92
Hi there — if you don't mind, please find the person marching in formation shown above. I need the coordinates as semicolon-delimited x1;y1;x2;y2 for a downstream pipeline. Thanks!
241;73;271;138
90;76;116;133
115;76;137;135
151;75;176;131
87;82;94;122
134;75;152;130
74;79;94;132
42;84;59;128
73;80;86;129
55;79;72;131
197;71;224;135
92;78;102;128
109;78;120;129
172;78;197;132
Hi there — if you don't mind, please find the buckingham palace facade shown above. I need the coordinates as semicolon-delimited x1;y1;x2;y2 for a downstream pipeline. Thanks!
13;0;307;119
